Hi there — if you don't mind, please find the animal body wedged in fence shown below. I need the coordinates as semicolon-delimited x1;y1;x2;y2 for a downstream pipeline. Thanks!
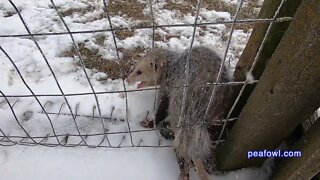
126;46;233;179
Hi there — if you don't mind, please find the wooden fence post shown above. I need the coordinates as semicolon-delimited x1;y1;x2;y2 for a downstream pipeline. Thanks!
216;0;320;170
271;118;320;180
231;0;301;117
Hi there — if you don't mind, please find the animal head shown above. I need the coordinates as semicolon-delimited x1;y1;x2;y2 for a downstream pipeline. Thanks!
126;48;168;88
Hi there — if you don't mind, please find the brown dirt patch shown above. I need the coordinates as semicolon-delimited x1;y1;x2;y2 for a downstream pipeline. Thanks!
203;0;259;19
59;5;95;17
202;0;259;31
163;1;195;15
107;0;148;20
162;0;259;31
154;33;181;42
58;4;105;22
94;35;106;46
3;11;16;17
63;43;145;80
115;30;135;40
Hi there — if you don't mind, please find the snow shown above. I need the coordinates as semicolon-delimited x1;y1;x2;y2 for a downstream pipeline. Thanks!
0;0;271;179
0;146;180;180
0;145;273;180
190;159;274;180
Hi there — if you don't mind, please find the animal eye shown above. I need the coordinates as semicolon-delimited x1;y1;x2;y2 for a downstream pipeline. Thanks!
136;70;142;75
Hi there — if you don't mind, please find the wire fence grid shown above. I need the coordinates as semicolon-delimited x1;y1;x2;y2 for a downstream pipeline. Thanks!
0;0;291;148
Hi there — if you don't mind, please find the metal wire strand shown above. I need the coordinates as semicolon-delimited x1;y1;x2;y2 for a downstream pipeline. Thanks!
102;0;134;146
0;80;258;98
0;91;37;144
7;0;90;147
0;128;17;146
203;0;245;123
177;0;203;127
49;0;111;147
0;46;61;145
0;0;292;149
215;0;288;143
0;17;292;38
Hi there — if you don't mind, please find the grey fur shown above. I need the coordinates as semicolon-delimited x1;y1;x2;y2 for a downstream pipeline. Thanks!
157;46;232;159
127;46;233;175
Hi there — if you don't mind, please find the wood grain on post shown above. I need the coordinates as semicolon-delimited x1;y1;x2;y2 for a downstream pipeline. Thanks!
231;0;301;117
216;0;320;170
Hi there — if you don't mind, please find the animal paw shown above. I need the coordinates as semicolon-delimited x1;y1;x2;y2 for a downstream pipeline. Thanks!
140;119;155;128
158;121;175;140
159;127;175;140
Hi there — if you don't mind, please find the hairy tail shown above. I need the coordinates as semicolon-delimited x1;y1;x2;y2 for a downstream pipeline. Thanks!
174;125;212;161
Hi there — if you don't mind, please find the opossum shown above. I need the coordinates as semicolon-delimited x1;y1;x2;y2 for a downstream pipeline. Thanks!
126;46;233;179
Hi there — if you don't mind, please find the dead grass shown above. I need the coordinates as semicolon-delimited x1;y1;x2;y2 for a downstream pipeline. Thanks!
107;0;152;29
3;11;16;17
59;5;95;17
95;31;135;45
60;0;261;77
163;0;259;31
57;4;105;22
203;0;259;19
94;35;106;46
203;0;259;31
121;47;147;64
107;0;147;20
163;1;195;15
164;0;259;20
115;30;135;40
53;0;148;22
63;43;145;80
1;8;21;18
154;33;181;42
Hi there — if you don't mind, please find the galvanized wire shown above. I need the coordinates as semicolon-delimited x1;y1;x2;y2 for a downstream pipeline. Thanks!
0;0;291;149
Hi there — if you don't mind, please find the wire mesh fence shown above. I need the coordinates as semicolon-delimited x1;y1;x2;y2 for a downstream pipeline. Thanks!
0;0;292;149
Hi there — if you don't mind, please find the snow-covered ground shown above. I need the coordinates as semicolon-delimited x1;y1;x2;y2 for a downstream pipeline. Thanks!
0;0;272;179
0;145;274;180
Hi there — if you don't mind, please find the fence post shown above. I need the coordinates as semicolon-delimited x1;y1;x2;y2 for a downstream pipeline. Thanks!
231;0;301;117
216;0;320;170
271;118;320;180
313;173;320;180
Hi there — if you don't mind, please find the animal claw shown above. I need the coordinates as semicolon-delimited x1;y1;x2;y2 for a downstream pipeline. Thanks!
140;119;154;128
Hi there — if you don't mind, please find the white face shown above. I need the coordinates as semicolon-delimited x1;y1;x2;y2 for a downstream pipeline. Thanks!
126;56;162;88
